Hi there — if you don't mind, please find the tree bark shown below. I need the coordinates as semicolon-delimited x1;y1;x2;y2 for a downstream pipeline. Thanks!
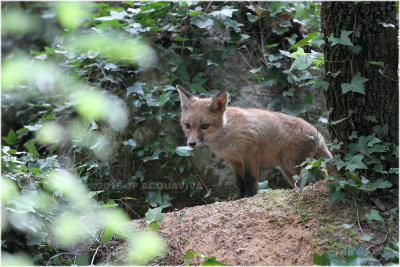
321;2;398;146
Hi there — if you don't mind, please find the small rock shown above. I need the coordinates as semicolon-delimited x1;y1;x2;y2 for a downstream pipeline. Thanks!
236;248;246;254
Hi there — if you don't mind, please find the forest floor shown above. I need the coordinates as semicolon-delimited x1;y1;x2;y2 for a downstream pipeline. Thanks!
100;180;397;265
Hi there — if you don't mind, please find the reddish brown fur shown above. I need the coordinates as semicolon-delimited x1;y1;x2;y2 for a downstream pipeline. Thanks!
177;85;332;197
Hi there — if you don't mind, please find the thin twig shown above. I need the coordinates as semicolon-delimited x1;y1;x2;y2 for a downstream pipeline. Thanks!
355;200;365;235
91;244;102;265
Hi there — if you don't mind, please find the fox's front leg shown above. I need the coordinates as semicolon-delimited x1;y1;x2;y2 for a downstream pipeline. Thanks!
243;159;259;197
229;161;245;198
230;157;259;198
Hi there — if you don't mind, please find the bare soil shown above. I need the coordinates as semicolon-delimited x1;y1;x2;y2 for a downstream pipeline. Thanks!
103;180;397;266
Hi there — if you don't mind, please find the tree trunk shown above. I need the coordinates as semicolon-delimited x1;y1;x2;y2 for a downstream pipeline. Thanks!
321;2;398;146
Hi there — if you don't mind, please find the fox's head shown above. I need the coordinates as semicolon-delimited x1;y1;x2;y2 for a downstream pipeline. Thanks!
176;85;228;148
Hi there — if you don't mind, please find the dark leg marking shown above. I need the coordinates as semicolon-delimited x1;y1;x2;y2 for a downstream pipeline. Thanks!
236;175;245;198
243;167;257;197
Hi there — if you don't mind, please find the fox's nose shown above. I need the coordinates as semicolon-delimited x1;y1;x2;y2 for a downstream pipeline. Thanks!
188;141;196;147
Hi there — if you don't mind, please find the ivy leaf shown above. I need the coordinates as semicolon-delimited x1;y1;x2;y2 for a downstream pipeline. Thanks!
175;146;194;157
203;257;227;266
290;53;314;71
362;234;373;242
313;252;329;265
184;252;201;260
142;148;163;162
101;229;114;244
342;223;354;229
122;139;137;147
24;139;40;157
104;62;118;71
345;154;368;174
289;32;318;51
174;35;188;42
341;73;369;94
246;13;258;23
210;6;237;17
348;45;362;54
312;76;329;90
257;180;272;193
373;178;392;189
2;129;18;145
148;221;160;231
310;32;325;47
191;14;214;28
365;209;384;223
324;183;346;204
127;82;144;96
109;10;127;20
145;207;163;231
328;30;353;46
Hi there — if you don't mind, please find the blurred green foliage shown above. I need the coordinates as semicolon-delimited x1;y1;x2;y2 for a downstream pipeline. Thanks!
2;1;397;265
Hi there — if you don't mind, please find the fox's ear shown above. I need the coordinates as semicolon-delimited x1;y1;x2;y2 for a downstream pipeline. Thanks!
176;85;193;110
209;91;228;112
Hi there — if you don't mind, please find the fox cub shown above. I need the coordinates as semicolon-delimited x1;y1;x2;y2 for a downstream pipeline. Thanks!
177;85;332;198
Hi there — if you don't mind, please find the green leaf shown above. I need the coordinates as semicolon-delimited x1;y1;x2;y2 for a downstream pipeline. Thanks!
246;13;258;23
122;139;137;147
304;92;314;105
191;14;214;28
282;87;295;97
362;234;373;241
373;178;392;189
289;32;318;51
328;30;353;46
289;47;305;58
2;129;18;145
174;35;188;42
312;76;329;90
184;252;201;260
175;146;194;157
290;53;314;71
345;154;368;174
203;257;226;266
101;228;114;243
30;168;42;176
341;73;369;94
342;223;354;229
210;6;237;17
348;45;362;54
257;180;272;193
145;207;163;223
324;183;346;204
127;82;144;96
310;32;325;47
249;67;262;73
148;221;160;231
24;139;39;157
365;209;384;223
369;61;384;68
366;115;378;123
313;252;329;265
27;232;48;246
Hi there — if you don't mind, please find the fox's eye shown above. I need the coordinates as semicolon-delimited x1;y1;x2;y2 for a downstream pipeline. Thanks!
201;124;209;130
184;123;191;129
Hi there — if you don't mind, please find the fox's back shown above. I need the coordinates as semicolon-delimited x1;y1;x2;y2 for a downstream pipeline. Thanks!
215;106;328;165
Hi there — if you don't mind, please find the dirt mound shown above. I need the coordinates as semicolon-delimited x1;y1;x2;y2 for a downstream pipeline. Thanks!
114;180;396;266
